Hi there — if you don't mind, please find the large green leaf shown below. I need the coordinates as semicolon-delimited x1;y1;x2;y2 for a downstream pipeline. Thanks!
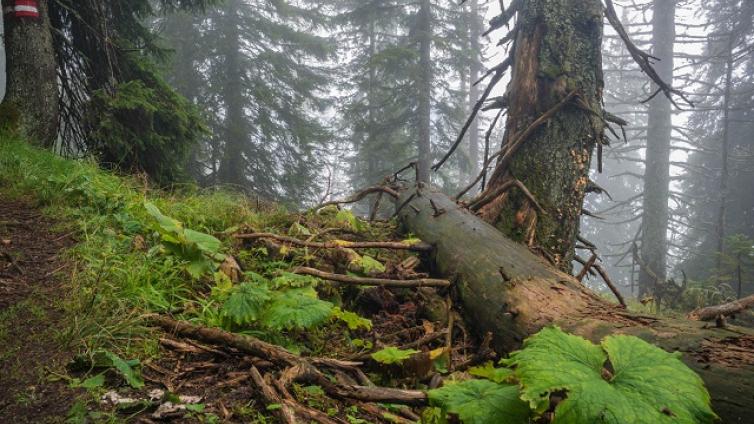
504;327;718;424
101;350;144;389
370;347;419;365
261;288;333;331
428;379;530;424
184;228;222;255
221;283;272;325
468;362;515;384
144;202;182;234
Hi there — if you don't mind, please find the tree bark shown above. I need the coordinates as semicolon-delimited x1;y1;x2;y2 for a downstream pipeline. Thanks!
2;0;58;146
638;0;675;297
477;0;604;271
398;187;754;422
415;0;432;184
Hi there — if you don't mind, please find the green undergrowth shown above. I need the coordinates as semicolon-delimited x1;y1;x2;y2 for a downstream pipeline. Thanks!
0;135;396;375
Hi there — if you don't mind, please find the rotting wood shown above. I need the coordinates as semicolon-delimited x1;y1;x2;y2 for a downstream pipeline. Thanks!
688;294;754;322
396;186;754;421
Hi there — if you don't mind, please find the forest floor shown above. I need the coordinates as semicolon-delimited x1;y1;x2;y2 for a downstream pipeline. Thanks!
0;197;81;422
0;137;476;423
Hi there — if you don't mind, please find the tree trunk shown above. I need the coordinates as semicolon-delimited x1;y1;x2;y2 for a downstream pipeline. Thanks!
415;0;432;184
638;0;675;297
715;36;734;274
477;0;604;271
217;0;247;188
467;0;482;182
398;187;754;422
2;0;58;146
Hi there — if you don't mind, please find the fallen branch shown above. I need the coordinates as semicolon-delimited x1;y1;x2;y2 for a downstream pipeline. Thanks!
688;294;754;322
235;233;433;252
148;315;429;407
249;366;297;424
282;364;428;406
294;267;451;288
315;186;399;210
149;314;301;366
592;263;627;308
467;179;544;214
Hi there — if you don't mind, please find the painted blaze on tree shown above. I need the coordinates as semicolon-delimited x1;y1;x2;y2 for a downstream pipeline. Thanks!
480;0;604;271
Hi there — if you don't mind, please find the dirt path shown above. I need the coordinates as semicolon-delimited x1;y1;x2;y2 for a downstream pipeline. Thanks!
0;198;79;423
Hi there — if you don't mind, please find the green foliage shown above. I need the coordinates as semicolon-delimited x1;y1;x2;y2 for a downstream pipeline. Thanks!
505;327;717;424
261;288;334;331
71;349;144;389
371;347;419;365
335;209;364;232
332;307;372;331
428;327;717;424
89;69;206;185
354;255;386;274
428;379;530;424
145;201;225;278
468;362;514;384
221;282;272;325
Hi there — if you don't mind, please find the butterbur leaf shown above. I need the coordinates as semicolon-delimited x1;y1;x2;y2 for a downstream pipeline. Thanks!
468;362;514;384
371;347;419;365
184;229;223;255
221;283;271;325
261;288;333;330
505;326;718;424
144;202;182;234
428;379;530;424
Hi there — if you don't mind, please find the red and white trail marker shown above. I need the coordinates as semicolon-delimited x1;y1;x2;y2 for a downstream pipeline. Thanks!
3;1;40;19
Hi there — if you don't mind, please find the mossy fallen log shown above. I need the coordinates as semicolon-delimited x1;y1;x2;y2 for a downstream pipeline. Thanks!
397;186;754;423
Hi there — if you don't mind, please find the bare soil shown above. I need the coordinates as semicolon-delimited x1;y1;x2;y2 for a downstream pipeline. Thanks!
0;197;80;423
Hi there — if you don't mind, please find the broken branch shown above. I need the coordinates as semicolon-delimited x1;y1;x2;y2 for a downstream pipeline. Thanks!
235;233;433;252
293;267;451;288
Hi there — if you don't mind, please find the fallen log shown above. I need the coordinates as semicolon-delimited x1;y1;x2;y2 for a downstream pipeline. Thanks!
688;294;754;322
396;186;754;422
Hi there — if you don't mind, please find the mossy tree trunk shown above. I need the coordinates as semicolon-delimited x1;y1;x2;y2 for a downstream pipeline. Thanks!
2;0;59;146
477;0;604;271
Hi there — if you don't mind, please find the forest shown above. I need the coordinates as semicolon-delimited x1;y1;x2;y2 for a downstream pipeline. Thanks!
0;0;752;423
